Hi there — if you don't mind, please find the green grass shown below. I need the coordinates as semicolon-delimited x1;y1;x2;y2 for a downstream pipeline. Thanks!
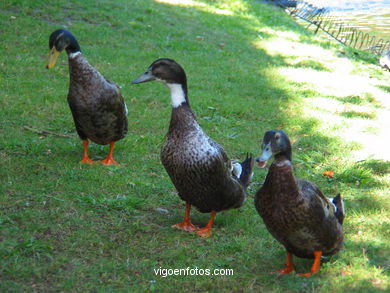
1;0;389;292
340;110;377;120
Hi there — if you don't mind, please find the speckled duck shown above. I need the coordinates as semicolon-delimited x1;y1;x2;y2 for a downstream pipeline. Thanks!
255;130;345;276
46;29;128;165
132;58;254;238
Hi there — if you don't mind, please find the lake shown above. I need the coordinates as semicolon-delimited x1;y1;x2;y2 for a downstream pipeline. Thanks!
301;0;390;41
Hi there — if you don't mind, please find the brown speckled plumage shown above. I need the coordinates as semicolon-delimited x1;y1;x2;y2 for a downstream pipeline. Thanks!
255;130;344;259
67;53;128;145
161;103;247;213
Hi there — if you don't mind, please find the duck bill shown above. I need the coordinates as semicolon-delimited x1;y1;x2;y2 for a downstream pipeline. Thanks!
132;71;155;84
256;160;268;168
46;47;60;69
256;147;272;168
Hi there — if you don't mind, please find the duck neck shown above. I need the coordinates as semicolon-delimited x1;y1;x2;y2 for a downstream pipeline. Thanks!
68;52;104;87
263;147;299;200
167;83;198;134
65;38;81;56
68;51;82;59
263;159;299;201
274;148;292;163
68;52;89;77
167;83;190;108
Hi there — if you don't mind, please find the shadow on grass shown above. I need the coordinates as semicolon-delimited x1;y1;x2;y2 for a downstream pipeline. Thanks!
356;159;390;176
337;95;367;105
377;84;390;93
290;58;332;71
340;110;376;120
1;0;389;292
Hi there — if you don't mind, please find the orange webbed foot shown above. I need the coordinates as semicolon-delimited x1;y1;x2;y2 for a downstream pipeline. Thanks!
101;142;120;166
196;227;213;238
101;157;120;166
196;211;216;238
297;251;322;277
172;203;198;232
274;252;294;275
172;221;198;232
275;267;294;275
80;140;94;164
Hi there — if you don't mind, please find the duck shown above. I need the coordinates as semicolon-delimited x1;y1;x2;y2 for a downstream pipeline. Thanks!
254;130;344;276
46;29;128;165
132;58;254;238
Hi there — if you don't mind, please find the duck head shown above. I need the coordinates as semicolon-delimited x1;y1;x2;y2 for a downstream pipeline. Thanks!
256;130;292;168
46;29;80;69
132;58;189;107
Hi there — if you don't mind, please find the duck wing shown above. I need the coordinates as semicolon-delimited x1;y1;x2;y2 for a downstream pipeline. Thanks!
297;179;331;208
292;179;344;257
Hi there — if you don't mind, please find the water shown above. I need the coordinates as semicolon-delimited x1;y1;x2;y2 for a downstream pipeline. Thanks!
302;0;390;42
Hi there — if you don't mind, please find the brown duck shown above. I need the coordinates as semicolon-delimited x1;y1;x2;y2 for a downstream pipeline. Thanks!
132;58;254;237
255;130;344;276
46;29;128;165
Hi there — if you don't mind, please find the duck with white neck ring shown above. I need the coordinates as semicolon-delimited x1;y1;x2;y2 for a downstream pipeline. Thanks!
46;29;128;165
132;58;254;238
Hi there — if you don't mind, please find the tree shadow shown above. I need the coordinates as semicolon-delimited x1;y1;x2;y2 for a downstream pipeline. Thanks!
356;159;390;176
336;94;382;108
2;0;389;291
340;110;376;120
377;84;390;94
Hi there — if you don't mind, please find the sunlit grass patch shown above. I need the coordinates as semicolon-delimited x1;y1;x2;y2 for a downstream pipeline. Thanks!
1;0;389;291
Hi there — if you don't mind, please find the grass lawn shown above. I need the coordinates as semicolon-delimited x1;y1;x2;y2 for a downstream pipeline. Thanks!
1;0;389;291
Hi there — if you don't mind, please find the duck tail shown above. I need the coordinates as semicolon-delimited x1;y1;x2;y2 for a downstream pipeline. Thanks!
332;194;345;225
238;153;255;189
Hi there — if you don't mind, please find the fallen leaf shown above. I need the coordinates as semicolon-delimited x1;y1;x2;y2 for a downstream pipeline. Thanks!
323;170;334;178
341;269;352;276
